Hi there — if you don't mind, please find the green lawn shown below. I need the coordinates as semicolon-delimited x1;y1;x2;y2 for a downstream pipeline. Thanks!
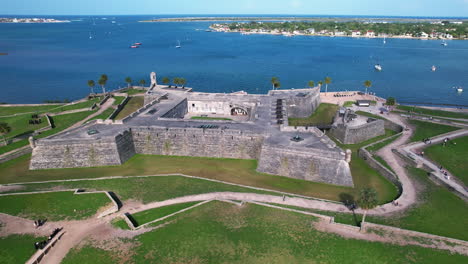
397;105;468;119
288;103;339;126
0;234;47;264
0;153;397;204
408;120;459;143
112;96;126;106
114;97;144;120
62;202;467;264
88;108;114;121
0;114;48;139
191;116;232;121
355;110;385;120
425;136;468;185
0;104;63;116
48;97;101;113
366;134;401;152
0;191;111;221
125;88;146;95
343;101;355;107
130;201;200;227
0;110;96;155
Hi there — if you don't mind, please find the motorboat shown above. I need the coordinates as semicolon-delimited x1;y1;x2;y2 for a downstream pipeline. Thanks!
431;65;437;72
441;41;448;46
456;87;463;92
134;42;142;45
374;64;382;71
175;40;181;48
130;45;139;48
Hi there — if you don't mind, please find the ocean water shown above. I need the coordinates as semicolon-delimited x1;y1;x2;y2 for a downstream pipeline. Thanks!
0;15;467;105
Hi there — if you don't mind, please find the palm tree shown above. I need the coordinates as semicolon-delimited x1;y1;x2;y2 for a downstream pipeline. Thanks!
100;74;108;82
179;78;187;88
87;80;95;94
318;81;323;88
364;80;372;94
125;77;132;89
271;77;279;90
139;79;146;88
307;80;315;88
0;122;11;146
324;76;332;94
173;77;180;88
162;77;170;88
98;78;107;94
357;187;378;227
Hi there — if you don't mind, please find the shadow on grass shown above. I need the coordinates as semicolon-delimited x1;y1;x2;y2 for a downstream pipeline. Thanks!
339;192;361;226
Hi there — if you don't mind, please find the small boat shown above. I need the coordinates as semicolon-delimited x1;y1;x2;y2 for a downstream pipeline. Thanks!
175;40;181;48
205;29;212;32
431;65;437;72
374;64;382;71
111;21;116;24
441;41;447;46
456;87;463;92
134;42;142;46
130;45;139;48
89;32;92;39
383;37;386;44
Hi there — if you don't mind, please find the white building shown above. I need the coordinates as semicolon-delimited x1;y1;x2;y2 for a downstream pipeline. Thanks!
366;30;375;37
351;31;361;37
420;32;429;39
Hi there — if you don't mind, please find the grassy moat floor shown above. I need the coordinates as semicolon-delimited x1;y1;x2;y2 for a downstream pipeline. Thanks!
288;103;339;126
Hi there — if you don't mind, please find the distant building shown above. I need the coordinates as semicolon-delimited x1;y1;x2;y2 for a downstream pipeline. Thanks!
334;31;346;36
366;30;375;37
351;30;361;37
307;28;315;34
420;32;429;39
356;100;371;107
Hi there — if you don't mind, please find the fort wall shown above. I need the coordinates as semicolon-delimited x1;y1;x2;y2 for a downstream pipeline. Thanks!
330;119;385;144
257;144;353;187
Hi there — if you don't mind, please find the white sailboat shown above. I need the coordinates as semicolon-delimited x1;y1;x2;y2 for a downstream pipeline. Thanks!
383;37;386;44
175;40;181;48
89;32;93;39
431;65;437;72
374;64;382;71
455;86;463;92
441;41;447;46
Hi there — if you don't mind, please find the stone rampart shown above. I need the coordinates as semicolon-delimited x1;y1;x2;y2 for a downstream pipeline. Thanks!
331;119;385;144
284;88;321;118
161;98;188;118
257;144;353;187
29;133;129;169
132;127;264;160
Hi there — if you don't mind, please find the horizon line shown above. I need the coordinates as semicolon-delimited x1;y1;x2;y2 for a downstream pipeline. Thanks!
1;14;468;19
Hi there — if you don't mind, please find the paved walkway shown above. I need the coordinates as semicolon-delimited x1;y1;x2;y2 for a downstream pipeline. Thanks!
400;129;468;197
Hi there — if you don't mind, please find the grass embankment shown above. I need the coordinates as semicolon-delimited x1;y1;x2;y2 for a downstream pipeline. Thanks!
425;136;468;185
343;101;355;107
0;234;47;264
48;97;100;113
112;96;126;106
0;104;63;116
130;201;200;227
0;191;111;221
0;114;48;139
0;110;96;155
288;103;339;126
88;108;114;121
0;153;395;204
190;116;232;121
397;105;468;119
408;120;459;143
114;97;144;120
125;88;146;95
63;202;467;264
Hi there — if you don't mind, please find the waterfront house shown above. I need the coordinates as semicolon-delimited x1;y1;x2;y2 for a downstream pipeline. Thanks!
351;30;361;37
366;30;375;37
420;32;429;39
307;28;315;34
334;31;346;36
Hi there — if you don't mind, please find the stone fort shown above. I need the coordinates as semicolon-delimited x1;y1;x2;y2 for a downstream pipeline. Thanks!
29;73;354;187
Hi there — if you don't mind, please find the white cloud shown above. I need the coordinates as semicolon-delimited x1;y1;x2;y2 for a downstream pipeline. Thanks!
291;0;303;9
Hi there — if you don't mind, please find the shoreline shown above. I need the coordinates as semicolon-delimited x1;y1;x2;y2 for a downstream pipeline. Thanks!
209;28;467;41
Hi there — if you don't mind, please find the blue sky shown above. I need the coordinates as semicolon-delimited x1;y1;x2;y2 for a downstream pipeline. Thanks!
3;0;468;17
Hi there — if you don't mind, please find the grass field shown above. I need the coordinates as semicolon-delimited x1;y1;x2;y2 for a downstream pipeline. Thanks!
62;202;467;264
0;114;48;139
425;136;468;185
114;97;144;120
0;110;96;155
397;105;468;119
0;191;111;221
355;110;386;120
0;153;397;204
408;120;459;143
112;96;126;106
366;134;401;152
190;116;232;120
88;108;114;121
130;201;200;227
0;234;47;264
0;104;63;116
48;98;100;113
125;88;146;95
343;101;355;107
288;103;339;126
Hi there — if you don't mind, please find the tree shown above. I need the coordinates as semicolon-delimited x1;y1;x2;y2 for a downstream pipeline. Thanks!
87;80;95;94
98;78;107;94
179;78;187;88
139;79;146;87
386;97;396;106
162;77;170;87
307;80;315;88
271;77;279;90
125;77;132;89
324;76;332;94
318;81;323;88
273;80;281;89
364;80;372;94
357;187;378;226
173;77;180;88
0;122;11;146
